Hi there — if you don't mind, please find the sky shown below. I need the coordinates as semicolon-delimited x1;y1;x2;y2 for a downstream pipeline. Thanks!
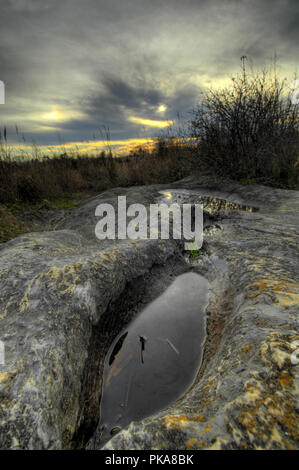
0;0;298;155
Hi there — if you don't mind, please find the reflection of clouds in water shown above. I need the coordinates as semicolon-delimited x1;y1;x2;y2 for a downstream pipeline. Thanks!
97;272;209;446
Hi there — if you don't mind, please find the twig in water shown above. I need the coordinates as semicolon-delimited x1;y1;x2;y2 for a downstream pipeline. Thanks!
124;373;133;408
139;335;147;364
165;338;180;355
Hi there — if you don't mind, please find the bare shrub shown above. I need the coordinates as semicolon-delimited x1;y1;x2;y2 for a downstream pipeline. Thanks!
190;60;299;187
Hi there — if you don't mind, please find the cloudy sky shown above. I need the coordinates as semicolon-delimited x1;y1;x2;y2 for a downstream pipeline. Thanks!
0;0;298;153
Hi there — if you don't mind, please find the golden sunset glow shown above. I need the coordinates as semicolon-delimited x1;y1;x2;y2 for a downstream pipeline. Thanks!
128;116;173;128
8;137;158;157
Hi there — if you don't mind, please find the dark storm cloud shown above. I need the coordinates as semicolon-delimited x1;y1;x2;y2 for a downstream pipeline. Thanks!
100;76;163;111
84;75;165;125
169;86;202;116
0;0;298;145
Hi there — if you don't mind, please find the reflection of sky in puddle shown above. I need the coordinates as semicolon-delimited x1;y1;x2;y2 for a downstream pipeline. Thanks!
158;189;202;205
98;272;209;445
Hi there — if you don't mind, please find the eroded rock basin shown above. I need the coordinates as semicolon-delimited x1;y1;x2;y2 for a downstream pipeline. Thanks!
93;272;209;447
1;176;298;450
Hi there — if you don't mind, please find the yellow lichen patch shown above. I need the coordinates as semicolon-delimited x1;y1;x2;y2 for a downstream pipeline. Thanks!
260;332;297;369
201;425;211;434
194;414;205;422
247;279;299;308
186;438;206;449
0;372;12;384
240;344;254;355
163;412;209;431
163;414;190;430
278;407;299;442
40;264;84;295
241;380;263;404
226;344;298;447
260;391;299;443
252;281;268;293
271;348;290;368
44;266;64;282
186;438;198;449
276;292;299;308
0;299;14;319
99;253;112;262
226;422;243;445
10;437;20;449
246;281;269;299
273;281;299;293
208;438;228;450
271;425;288;447
18;283;34;314
202;377;215;395
237;409;267;442
18;297;28;315
278;371;293;389
109;248;122;260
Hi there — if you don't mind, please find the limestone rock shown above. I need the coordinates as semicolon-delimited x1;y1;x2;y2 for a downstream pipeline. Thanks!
0;177;298;450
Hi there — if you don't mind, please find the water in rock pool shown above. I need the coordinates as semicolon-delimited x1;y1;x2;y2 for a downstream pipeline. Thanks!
97;271;209;445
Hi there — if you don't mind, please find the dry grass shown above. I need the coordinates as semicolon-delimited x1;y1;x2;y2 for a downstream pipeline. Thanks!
0;139;195;242
0;140;194;205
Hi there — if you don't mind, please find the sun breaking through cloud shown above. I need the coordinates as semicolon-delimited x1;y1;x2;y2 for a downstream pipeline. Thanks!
157;105;167;113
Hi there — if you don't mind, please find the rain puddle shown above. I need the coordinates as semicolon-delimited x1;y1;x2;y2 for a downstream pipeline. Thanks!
158;189;259;213
97;271;209;445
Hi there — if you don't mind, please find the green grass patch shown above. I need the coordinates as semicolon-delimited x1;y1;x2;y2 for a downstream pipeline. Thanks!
45;197;80;210
0;205;29;243
185;241;201;259
5;195;81;213
0;195;81;243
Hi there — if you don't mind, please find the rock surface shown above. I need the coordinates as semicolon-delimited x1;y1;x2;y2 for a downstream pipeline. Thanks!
0;177;298;450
